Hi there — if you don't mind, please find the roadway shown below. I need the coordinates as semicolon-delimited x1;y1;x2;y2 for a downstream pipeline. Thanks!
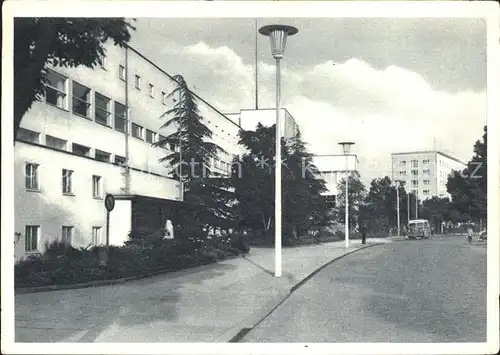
240;235;487;342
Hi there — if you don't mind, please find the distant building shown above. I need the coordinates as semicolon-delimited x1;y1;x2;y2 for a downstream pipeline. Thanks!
312;154;360;210
391;150;466;201
225;108;299;140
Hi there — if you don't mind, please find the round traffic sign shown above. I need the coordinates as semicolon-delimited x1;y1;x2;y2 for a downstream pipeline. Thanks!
104;194;115;212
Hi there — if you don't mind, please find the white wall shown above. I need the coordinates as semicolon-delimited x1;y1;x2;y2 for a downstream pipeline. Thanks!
14;141;179;261
108;199;132;246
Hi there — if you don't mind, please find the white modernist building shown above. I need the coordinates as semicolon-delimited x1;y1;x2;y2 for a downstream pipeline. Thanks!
14;42;247;261
391;150;467;201
313;154;360;209
225;108;299;140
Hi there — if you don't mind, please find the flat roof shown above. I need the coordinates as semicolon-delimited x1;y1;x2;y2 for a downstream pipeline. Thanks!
391;150;466;165
127;44;242;131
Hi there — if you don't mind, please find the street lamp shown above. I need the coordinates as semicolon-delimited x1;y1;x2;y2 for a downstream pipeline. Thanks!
259;24;298;278
339;141;355;249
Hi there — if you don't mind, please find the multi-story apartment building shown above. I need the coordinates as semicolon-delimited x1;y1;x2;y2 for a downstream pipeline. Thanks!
225;108;299;140
14;43;246;261
391;150;466;201
312;154;360;209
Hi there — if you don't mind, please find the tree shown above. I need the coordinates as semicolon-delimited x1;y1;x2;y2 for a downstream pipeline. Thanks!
153;75;234;232
282;132;329;242
231;123;275;234
14;18;135;140
447;126;487;225
335;174;366;231
232;124;329;245
420;196;452;233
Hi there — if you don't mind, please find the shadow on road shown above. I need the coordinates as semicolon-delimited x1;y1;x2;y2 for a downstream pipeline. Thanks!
16;262;237;342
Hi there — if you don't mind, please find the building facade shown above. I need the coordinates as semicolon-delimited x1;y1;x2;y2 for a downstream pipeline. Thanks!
312;154;360;209
15;43;245;261
391;150;466;201
225;108;299;140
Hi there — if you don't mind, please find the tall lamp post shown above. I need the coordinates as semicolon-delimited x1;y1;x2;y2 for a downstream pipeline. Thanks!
259;24;298;278
394;180;402;237
339;141;355;249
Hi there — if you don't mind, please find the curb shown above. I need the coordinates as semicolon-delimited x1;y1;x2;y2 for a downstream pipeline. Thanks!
15;254;241;295
228;242;384;342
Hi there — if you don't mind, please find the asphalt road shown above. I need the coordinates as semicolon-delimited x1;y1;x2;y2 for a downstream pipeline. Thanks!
241;236;487;342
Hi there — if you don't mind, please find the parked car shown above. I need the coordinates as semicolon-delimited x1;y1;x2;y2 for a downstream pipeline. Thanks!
479;230;487;240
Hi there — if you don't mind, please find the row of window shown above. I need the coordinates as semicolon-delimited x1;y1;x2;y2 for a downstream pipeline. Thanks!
26;163;103;198
118;65;169;104
19;127;233;174
24;225;103;253
44;70;173;145
399;169;432;176
398;159;431;166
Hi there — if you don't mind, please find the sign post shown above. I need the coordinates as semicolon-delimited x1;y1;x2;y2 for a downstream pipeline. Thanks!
100;194;115;269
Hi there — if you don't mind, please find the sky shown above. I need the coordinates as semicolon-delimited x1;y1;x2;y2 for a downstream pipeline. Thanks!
128;17;487;184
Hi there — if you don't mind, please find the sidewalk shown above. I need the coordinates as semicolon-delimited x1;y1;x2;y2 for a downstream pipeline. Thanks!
15;238;391;343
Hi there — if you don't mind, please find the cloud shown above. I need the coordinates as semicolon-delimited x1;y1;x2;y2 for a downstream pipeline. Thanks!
157;41;486;185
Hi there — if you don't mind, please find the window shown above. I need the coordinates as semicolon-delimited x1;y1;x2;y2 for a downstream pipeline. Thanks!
411;179;418;187
411;160;419;168
149;83;155;98
399;170;407;176
115;155;126;165
423;169;431;176
423;180;430;185
135;75;141;90
399;160;406;165
423;190;430;195
25;225;39;252
145;129;155;144
411;169;418;177
95;92;111;126
161;91;167;105
72;143;90;157
25;163;39;190
61;226;73;245
114;102;127;132
92;227;103;246
119;65;126;80
46;135;67;151
423;159;430;164
169;143;176;151
100;56;107;70
158;134;167;143
62;169;73;194
95;150;111;162
45;70;67;109
17;128;40;143
72;81;91;118
92;175;102;198
132;123;143;139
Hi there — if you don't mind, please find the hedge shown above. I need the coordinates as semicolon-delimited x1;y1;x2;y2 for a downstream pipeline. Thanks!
15;233;250;289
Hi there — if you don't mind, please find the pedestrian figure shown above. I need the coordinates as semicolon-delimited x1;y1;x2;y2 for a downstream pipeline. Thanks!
359;221;367;245
467;226;473;245
401;224;408;239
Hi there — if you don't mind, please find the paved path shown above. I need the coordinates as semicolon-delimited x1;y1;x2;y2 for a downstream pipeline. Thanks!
15;238;391;342
241;235;487;342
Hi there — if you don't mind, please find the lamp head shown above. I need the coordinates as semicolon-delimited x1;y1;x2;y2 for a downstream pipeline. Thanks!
259;24;298;60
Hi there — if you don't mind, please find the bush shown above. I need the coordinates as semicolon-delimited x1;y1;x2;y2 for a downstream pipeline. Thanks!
15;232;244;289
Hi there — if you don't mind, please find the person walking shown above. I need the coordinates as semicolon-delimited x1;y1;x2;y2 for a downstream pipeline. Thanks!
401;224;408;239
467;225;473;245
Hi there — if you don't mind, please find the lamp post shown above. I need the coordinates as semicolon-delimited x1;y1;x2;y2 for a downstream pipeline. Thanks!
259;24;298;278
339;141;355;249
394;180;402;237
